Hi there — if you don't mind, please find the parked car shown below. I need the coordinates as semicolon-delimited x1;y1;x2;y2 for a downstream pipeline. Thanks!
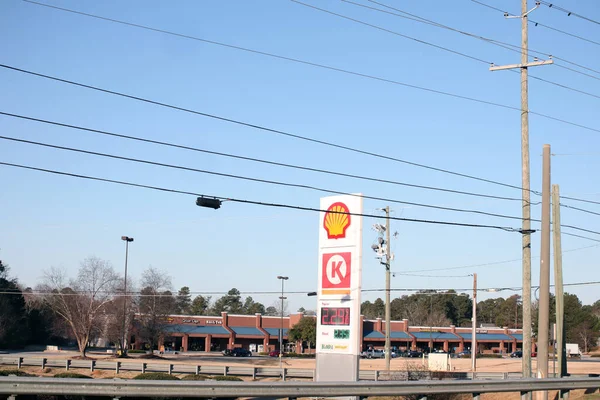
360;349;385;359
269;350;281;357
405;350;423;358
511;351;523;358
457;351;471;358
223;348;252;357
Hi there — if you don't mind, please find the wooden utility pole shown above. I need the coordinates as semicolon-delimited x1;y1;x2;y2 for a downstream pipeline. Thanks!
537;144;551;400
471;273;477;372
384;206;391;372
489;2;553;387
552;184;566;377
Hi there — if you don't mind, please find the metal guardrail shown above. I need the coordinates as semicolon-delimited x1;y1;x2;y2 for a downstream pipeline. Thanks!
0;356;315;380
1;376;600;398
1;356;593;382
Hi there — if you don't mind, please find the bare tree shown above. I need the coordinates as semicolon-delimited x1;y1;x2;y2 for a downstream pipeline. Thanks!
40;257;119;357
137;267;174;351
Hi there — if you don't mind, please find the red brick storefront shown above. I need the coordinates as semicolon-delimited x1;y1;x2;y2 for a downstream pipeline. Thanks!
131;312;524;354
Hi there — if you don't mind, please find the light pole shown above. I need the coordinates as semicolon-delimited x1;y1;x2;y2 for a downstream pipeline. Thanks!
121;236;134;356
277;275;288;369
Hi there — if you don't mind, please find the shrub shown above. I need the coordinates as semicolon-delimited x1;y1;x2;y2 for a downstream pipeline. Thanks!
0;369;34;377
590;354;600;358
54;372;92;379
257;352;269;356
212;375;242;381
477;354;503;358
282;352;315;358
133;372;179;380
181;374;208;381
128;349;147;354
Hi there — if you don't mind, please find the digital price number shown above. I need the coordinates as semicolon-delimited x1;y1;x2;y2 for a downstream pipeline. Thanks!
334;329;350;339
320;307;350;326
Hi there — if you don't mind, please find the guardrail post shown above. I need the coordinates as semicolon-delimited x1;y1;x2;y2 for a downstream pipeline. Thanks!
115;361;121;374
8;395;16;400
90;360;95;372
224;366;228;376
282;368;287;382
65;359;71;371
560;390;570;400
503;372;508;380
168;364;173;375
41;358;46;370
195;365;200;375
142;363;146;374
17;357;22;369
521;391;530;400
417;395;427;400
473;393;481;400
252;367;257;380
375;370;379;381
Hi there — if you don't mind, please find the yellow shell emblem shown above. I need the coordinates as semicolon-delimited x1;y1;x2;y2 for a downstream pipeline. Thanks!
323;202;351;239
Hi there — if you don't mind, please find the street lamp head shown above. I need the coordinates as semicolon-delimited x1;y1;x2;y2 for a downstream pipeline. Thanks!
121;236;134;242
307;292;317;297
277;276;289;280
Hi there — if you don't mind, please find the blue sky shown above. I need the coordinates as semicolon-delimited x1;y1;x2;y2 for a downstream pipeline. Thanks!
1;0;599;313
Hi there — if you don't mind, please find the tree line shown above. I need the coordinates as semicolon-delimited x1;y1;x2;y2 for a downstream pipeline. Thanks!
0;257;305;357
361;291;600;352
3;256;598;356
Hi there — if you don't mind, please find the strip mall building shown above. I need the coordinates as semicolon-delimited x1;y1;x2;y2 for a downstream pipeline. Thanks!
131;312;524;354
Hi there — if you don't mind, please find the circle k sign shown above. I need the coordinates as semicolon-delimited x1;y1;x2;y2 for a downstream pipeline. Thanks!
322;252;351;291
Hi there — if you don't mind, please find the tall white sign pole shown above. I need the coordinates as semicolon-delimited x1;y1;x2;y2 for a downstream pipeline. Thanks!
316;195;363;394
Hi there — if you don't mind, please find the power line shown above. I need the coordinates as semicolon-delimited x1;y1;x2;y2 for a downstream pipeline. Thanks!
5;63;600;206
561;196;600;206
11;132;600;235
0;134;537;222
0;111;524;203
340;0;600;97
563;232;600;243
292;0;492;64
471;0;600;48
349;0;556;71
397;243;600;274
0;64;532;192
539;1;600;26
10;5;600;179
560;203;600;217
0;161;528;232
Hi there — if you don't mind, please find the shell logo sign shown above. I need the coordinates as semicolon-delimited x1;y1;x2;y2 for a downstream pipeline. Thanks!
323;202;351;239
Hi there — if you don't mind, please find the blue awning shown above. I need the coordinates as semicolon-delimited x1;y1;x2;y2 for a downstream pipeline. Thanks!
364;331;384;339
264;328;288;337
231;326;264;336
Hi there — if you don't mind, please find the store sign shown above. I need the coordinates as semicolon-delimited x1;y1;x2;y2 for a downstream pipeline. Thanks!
206;320;222;325
316;194;363;388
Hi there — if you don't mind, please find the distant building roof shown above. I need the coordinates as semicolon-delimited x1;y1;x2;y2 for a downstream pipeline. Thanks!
164;324;229;335
410;332;459;340
458;333;512;341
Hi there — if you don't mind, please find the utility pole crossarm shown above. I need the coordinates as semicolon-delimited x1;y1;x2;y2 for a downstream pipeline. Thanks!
489;59;553;71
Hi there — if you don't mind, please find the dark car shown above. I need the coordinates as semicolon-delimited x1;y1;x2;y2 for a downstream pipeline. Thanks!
225;348;251;357
510;351;523;358
406;350;423;358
